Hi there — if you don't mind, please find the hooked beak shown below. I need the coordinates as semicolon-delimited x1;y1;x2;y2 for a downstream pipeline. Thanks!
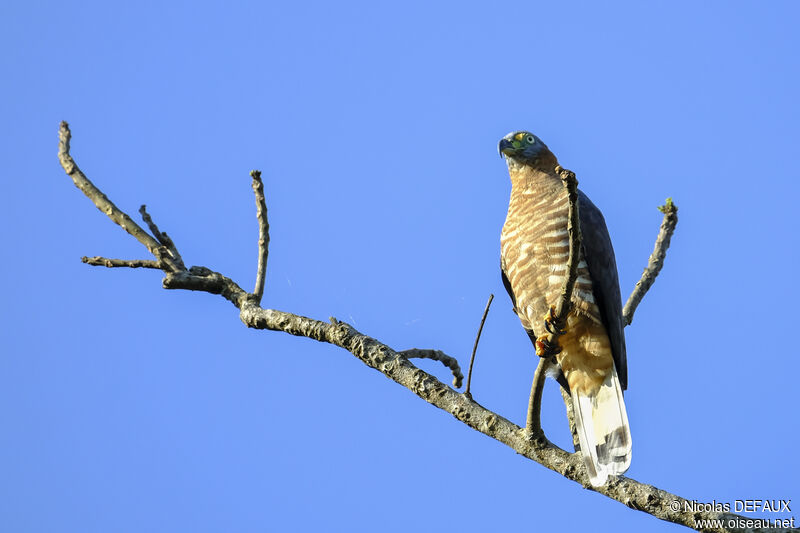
498;138;515;158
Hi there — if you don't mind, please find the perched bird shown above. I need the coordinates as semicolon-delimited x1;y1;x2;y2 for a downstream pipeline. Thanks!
498;131;631;486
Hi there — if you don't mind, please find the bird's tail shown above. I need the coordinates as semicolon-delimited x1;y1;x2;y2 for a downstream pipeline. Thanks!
571;363;632;487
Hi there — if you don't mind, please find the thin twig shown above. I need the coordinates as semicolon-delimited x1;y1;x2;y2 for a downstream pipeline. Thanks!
139;205;185;269
57;121;181;273
400;349;463;388
464;293;494;399
82;256;163;269
250;170;270;305
526;166;582;435
623;198;678;326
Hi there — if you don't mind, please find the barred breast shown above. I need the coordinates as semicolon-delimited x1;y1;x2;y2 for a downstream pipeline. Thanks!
501;184;603;337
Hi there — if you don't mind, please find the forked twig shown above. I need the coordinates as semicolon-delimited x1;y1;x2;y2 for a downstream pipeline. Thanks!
57;121;181;273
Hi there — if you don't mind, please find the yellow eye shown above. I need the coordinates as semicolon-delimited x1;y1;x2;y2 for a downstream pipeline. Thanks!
526;135;535;144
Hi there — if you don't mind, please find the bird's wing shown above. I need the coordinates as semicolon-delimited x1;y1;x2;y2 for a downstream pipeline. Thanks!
500;256;517;316
577;190;628;390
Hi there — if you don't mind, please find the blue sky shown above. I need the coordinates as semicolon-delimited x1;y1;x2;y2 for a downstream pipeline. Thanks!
2;1;799;531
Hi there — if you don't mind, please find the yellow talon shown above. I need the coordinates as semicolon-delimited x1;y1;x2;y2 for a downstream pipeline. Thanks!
535;335;561;357
543;306;566;335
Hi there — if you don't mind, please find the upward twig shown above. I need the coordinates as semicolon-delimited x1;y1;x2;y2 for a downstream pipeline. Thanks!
623;198;678;326
525;357;552;438
250;170;270;305
464;293;494;399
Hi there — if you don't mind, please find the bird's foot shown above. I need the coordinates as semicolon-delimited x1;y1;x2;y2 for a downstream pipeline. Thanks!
543;306;566;335
535;335;561;357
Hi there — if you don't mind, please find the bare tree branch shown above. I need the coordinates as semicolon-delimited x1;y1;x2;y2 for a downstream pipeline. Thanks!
623;198;678;326
250;170;269;305
58;123;787;533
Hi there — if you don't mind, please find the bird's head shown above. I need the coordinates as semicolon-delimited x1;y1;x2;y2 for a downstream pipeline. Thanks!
498;131;555;170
